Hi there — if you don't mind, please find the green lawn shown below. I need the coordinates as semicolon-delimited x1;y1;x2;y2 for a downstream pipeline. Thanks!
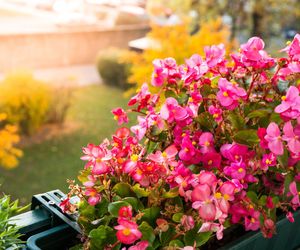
0;84;130;204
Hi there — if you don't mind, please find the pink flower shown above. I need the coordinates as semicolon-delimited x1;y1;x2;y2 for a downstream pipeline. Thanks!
286;211;295;223
282;121;300;154
112;108;129;125
281;34;300;60
289;181;300;207
275;86;300;120
244;210;260;231
114;219;142;245
217;78;247;110
261;153;276;171
178;136;197;162
240;37;265;61
208;105;223;122
264;122;284;155
257;128;269;149
85;188;101;206
147;144;178;167
204;44;225;68
220;143;248;162
128;241;149;250
224;162;247;180
184;54;208;83
118;206;133;220
199;132;215;154
128;83;152;111
201;152;221;170
160;97;188;122
198;222;224;240
81;144;111;174
151;58;180;86
181;215;195;231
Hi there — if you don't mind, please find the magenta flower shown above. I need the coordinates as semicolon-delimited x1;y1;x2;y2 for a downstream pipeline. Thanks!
184;54;208;83
118;206;133;220
112;108;129;125
264;122;284;155
160;97;188;123
128;241;149;250
81;144;111;174
208;105;223;122
283;121;300;154
240;37;265;61
289;181;300;207
224;162;247;180
204;44;225;68
178;136;196;162
199;222;224;240
128;83;152;111
245;210;260;231
257;128;269;149
275;86;300;120
85;188;101;206
147;144;178;167
281;33;300;60
220;143;248;162
201;152;221;170
114;218;142;245
261;153;276;171
199;132;215;154
217;78;247;110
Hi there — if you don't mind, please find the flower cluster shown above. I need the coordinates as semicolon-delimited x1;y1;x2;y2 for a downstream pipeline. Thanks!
63;34;300;249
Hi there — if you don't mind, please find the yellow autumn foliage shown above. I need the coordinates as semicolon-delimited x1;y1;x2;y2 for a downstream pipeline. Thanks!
125;18;237;94
0;71;50;135
0;113;22;169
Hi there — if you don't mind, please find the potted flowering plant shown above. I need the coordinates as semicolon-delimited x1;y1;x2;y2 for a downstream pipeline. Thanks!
62;34;300;250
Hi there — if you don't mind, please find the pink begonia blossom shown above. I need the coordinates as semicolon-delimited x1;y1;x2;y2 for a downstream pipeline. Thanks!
160;97;188;122
83;175;96;188
198;171;217;186
199;222;224;240
81;144;111;174
147;144;178;167
257;128;269;149
245;210;260;231
264;122;284;155
281;33;300;60
118;206;133;220
184;54;209;83
289;181;300;208
220;143;248;162
261;153;276;171
115;219;142;245
275;86;300;120
178;136;197;162
181;215;195;231
224;162;247;180
85;188;101;206
199;132;215;154
112;108;129;125
219;181;236;201
128;83;152;110
208;105;223;122
282;121;300;154
201;152;221;170
204;44;225;68
286;211;295;223
127;241;149;250
217;78;247;110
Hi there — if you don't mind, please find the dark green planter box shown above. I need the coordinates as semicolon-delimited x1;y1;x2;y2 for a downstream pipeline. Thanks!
11;190;300;250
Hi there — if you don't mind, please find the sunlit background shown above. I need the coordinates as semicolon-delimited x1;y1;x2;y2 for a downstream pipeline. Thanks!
0;0;299;204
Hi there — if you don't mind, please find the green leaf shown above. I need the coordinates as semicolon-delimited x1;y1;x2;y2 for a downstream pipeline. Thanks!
112;183;135;198
278;149;288;168
228;112;245;130
176;92;189;105
162;187;179;198
247;191;258;203
132;184;150;198
95;198;109;217
108;201;130;217
140;207;160;227
123;197;143;210
169;239;184;248
247;109;271;119
172;212;183;223
270;113;282;123
139;221;155;244
160;225;176;246
184;226;212;247
89;225;116;250
258;195;267;206
146;140;159;154
284;173;294;195
195;112;216;131
233;129;259;146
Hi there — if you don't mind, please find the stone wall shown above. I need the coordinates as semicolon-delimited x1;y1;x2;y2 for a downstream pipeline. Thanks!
0;24;149;72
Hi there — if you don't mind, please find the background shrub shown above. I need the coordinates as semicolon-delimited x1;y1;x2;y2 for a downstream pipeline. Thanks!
96;48;132;90
0;113;22;169
0;71;50;135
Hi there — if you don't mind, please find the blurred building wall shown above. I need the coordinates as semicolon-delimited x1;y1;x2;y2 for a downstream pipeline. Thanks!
0;24;149;72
